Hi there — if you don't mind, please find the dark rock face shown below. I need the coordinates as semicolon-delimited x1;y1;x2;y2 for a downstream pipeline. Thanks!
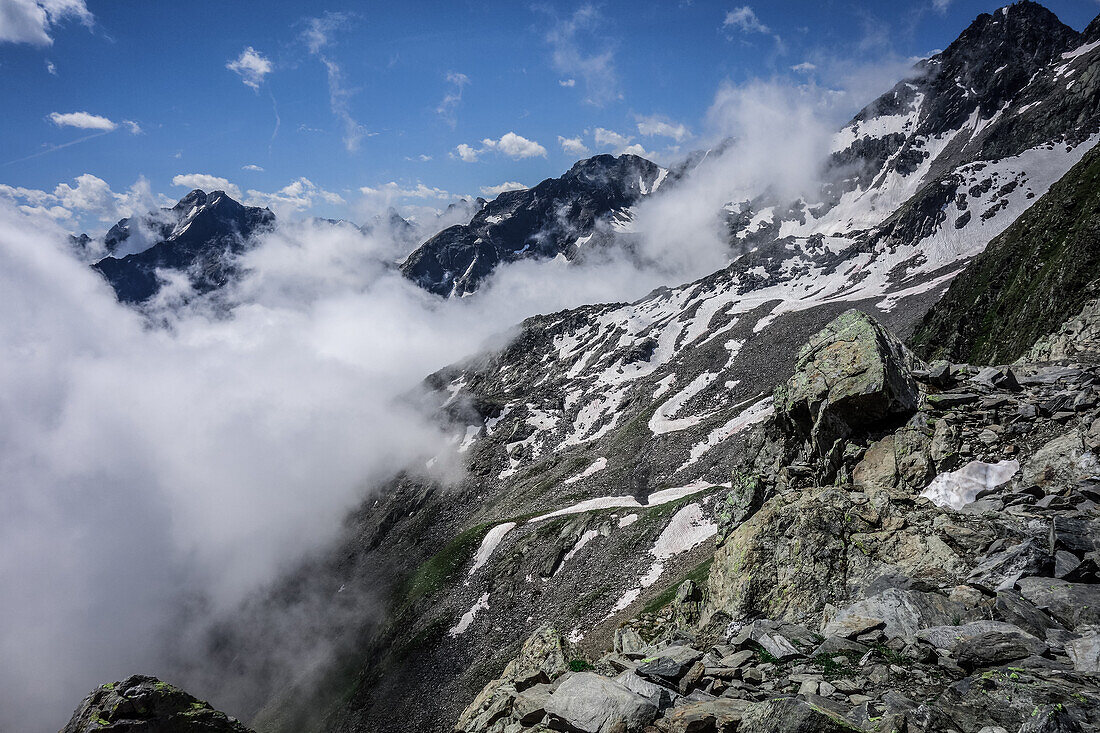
60;675;253;733
400;154;663;296
92;190;275;304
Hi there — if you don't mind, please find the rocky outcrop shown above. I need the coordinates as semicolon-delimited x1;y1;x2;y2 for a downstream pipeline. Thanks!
401;154;664;297
60;675;253;733
457;304;1100;733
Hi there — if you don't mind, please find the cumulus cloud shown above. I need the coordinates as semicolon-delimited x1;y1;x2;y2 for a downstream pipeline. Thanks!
172;173;242;201
453;132;547;162
49;111;116;131
454;143;479;162
636;115;691;142
242;164;264;172
0;0;92;46
226;46;273;90
558;78;575;87
558;135;589;156
45;59;56;74
791;61;817;72
436;71;469;126
360;182;451;200
245;177;345;214
593;127;632;150
122;120;142;134
544;5;621;106
480;181;527;197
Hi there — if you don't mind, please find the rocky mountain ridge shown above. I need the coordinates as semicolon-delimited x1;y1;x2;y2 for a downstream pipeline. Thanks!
91;189;275;304
400;154;667;297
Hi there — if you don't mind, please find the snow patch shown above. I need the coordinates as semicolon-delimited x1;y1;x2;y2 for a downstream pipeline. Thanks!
920;460;1020;510
468;522;517;577
449;592;490;637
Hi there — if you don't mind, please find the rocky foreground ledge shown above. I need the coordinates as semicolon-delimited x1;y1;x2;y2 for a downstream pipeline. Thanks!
60;675;253;733
456;309;1100;733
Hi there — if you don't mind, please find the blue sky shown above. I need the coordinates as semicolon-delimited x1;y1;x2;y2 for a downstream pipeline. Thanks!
1;0;1096;232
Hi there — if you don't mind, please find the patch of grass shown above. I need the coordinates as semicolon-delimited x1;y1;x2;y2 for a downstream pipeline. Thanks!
395;523;490;608
568;659;594;672
641;557;713;615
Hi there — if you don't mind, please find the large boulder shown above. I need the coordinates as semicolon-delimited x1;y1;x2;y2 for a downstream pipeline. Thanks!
543;672;658;733
773;309;922;467
736;697;858;732
456;626;570;732
60;675;252;733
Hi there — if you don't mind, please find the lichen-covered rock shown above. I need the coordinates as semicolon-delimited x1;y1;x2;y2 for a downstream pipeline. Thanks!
543;672;658;733
456;627;569;732
60;675;252;733
774;309;922;466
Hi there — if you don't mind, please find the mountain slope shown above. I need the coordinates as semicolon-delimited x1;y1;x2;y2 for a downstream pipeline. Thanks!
910;142;1100;364
400;154;666;297
151;4;1100;733
92;190;275;304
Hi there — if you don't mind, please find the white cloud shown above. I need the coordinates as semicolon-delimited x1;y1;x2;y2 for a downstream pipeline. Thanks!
619;143;654;158
242;164;264;172
172;173;242;201
636;115;691;142
558;78;575;87
545;5;620;106
933;0;952;12
226;46;272;90
791;61;817;73
48;111;116;131
0;174;162;228
558;135;589;156
246;177;345;214
594;127;632;150
455;132;547;162
454;143;480;163
418;154;432;161
723;6;769;34
486;132;547;159
0;0;92;46
436;71;470;126
480;181;527;197
303;13;370;152
359;182;451;200
45;59;56;74
122;120;142;134
722;5;784;51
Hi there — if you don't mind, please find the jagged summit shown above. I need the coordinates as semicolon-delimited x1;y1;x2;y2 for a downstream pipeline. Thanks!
92;189;274;304
400;152;666;297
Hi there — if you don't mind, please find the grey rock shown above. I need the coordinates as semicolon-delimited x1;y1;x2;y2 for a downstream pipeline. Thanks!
1064;632;1100;673
1018;704;1085;733
635;645;704;683
994;590;1066;640
514;684;552;726
1017;577;1100;630
823;589;972;643
544;672;658;733
954;630;1049;671
916;621;1039;652
737;696;855;732
966;538;1052;593
60;675;253;733
612;671;679;710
